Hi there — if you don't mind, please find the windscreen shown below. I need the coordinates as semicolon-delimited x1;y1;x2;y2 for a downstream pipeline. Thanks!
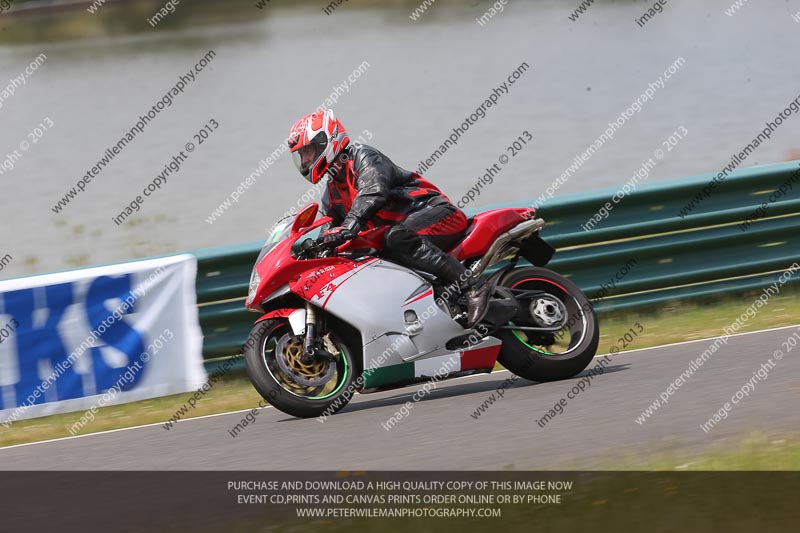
255;221;292;265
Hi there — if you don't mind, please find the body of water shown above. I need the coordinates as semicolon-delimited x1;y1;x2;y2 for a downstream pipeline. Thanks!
0;0;798;277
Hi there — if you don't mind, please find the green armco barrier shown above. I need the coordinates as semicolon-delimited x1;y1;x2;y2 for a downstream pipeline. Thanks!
196;161;800;359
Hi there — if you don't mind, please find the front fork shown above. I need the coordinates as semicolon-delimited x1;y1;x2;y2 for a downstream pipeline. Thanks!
301;302;338;362
302;302;318;357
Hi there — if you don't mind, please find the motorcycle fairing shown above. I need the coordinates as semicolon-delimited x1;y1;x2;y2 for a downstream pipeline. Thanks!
450;207;535;260
301;258;501;372
289;258;377;306
360;340;502;390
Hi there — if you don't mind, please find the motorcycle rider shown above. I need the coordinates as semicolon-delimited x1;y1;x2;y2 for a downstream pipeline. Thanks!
287;109;491;328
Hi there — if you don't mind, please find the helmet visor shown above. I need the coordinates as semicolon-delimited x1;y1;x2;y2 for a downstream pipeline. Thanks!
292;134;327;178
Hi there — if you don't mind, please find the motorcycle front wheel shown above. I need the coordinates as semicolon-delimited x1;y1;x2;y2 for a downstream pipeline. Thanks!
244;319;357;419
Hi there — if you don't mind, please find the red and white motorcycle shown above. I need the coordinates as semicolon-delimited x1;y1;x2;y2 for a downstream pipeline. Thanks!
244;203;599;418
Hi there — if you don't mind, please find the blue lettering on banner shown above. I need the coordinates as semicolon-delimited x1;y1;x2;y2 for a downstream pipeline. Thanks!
0;274;148;410
3;282;79;408
86;275;146;393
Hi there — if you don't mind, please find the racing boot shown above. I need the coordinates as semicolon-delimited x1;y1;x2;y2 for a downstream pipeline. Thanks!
385;226;491;327
464;279;492;328
436;255;491;329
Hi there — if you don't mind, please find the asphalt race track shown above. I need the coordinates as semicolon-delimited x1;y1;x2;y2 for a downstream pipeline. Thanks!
1;326;797;470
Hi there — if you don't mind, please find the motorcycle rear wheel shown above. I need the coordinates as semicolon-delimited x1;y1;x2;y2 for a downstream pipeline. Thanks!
496;266;599;382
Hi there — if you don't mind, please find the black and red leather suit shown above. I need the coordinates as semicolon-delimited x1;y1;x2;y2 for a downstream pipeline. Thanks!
321;143;469;284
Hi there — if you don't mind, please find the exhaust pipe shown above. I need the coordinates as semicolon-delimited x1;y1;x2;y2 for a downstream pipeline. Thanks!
471;218;545;278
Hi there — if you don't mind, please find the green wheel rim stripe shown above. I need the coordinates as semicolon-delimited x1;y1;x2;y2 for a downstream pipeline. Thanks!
307;348;349;401
511;329;557;356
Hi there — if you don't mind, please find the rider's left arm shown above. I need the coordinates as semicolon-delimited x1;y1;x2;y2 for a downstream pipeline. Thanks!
341;159;393;232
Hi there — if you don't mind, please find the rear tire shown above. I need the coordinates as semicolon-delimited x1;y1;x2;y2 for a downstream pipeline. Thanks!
245;319;357;418
496;267;599;382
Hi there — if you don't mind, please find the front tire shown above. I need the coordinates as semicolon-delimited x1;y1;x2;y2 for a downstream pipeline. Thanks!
496;267;599;382
245;319;357;418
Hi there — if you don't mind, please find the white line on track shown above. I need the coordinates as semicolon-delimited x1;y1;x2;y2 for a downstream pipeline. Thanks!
0;406;275;451
2;323;797;452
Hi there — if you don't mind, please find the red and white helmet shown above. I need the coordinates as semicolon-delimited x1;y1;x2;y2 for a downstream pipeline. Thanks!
287;110;350;184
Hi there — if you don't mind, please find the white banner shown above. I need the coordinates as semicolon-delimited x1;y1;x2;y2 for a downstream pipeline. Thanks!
0;254;207;424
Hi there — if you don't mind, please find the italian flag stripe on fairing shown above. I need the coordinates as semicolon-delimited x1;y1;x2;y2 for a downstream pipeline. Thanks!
362;345;500;389
459;346;502;371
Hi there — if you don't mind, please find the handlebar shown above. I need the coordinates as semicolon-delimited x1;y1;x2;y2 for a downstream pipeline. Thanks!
298;226;386;259
298;238;334;259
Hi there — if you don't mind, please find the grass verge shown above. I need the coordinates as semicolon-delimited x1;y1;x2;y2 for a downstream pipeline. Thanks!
595;285;800;354
617;432;800;470
0;374;262;448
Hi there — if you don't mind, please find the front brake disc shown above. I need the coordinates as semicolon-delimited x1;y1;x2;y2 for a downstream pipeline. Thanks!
274;333;335;387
